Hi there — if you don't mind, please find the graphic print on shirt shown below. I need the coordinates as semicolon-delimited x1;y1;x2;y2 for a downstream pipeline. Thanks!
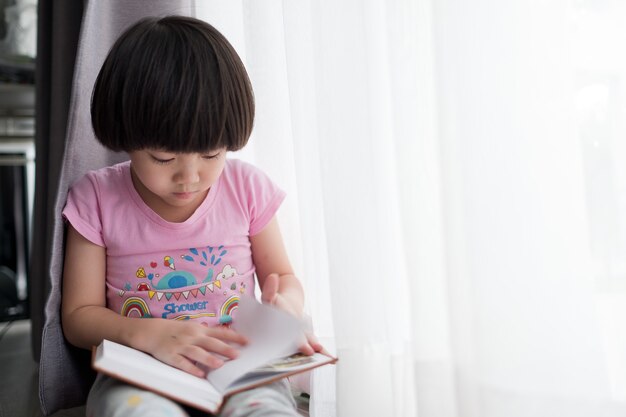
182;245;230;284
120;297;152;318
114;246;249;327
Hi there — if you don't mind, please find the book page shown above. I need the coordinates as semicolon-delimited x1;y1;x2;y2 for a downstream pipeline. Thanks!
206;298;301;392
94;340;222;413
246;352;329;375
225;352;334;393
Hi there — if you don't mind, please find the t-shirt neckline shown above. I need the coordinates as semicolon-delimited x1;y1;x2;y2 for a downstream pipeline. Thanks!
121;161;220;229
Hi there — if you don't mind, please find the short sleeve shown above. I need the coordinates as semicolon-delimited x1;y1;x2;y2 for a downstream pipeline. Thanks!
62;173;105;246
243;164;286;236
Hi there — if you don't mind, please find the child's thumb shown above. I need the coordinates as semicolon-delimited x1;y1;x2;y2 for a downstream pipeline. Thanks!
261;273;279;304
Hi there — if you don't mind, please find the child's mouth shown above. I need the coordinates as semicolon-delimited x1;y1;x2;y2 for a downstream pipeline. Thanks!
173;191;198;199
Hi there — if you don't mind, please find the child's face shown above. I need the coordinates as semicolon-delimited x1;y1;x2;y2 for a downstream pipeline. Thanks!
129;148;226;214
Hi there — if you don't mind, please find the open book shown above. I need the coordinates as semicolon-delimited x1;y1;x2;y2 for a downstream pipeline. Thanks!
92;298;337;413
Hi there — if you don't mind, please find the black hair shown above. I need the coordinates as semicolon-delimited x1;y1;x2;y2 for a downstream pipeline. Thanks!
91;16;254;153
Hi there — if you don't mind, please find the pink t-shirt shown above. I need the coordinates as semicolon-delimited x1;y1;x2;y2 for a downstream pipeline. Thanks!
63;158;285;327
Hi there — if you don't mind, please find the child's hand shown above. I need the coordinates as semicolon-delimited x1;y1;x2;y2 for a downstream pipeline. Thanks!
135;319;247;378
261;273;324;356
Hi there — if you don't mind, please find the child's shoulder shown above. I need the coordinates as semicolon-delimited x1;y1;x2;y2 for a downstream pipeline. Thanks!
63;161;132;230
224;157;260;175
68;161;130;196
223;158;271;183
222;158;284;203
224;158;267;177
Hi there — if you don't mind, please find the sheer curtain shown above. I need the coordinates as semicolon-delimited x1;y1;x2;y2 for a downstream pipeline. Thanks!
197;1;626;416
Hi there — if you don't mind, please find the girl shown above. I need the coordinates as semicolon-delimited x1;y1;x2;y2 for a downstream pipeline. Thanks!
61;15;321;417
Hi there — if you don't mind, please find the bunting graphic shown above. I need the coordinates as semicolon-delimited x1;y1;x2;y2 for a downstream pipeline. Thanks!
117;278;238;304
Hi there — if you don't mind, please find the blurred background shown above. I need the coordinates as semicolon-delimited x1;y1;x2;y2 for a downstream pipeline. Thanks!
0;0;35;322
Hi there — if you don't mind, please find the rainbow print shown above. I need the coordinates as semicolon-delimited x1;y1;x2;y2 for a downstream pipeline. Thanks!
220;295;239;318
121;297;151;318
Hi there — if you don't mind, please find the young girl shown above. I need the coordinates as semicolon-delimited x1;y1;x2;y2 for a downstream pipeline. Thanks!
61;15;321;417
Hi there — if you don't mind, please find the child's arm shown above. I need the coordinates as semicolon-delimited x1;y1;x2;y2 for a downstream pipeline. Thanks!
61;225;247;377
250;217;323;355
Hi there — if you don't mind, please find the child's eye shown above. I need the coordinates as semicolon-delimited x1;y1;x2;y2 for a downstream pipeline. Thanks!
202;153;220;160
151;156;174;164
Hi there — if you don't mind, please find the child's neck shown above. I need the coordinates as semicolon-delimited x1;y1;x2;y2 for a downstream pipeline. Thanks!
129;168;207;223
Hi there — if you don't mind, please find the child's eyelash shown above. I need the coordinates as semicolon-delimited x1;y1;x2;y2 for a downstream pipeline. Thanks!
151;156;174;164
150;153;219;164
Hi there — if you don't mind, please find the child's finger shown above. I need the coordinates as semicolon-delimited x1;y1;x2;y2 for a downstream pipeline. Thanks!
169;353;215;378
305;331;324;352
298;341;315;356
296;331;316;355
181;345;225;371
205;326;248;345
261;273;280;304
300;315;324;353
195;336;241;361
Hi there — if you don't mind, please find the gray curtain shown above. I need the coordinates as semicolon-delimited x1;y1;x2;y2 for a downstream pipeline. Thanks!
32;1;195;414
31;0;85;362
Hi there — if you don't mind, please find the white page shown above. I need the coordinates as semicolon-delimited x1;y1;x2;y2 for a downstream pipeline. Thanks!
225;352;334;392
206;298;301;392
95;340;222;412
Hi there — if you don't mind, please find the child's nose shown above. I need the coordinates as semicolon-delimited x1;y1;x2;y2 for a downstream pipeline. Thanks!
174;164;200;185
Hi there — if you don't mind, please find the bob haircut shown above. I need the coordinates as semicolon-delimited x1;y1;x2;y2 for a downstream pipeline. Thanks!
91;16;254;153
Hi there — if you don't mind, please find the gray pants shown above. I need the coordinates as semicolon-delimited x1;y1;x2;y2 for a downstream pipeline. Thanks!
86;373;300;417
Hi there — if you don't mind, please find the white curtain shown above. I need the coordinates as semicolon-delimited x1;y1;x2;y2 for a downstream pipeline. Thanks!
196;1;626;416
